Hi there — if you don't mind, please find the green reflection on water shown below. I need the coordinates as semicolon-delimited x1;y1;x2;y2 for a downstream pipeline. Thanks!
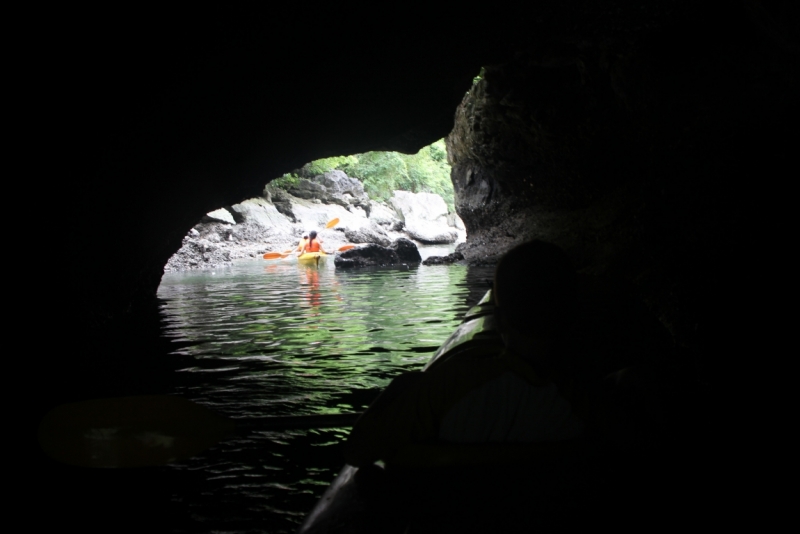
158;260;472;416
156;259;495;533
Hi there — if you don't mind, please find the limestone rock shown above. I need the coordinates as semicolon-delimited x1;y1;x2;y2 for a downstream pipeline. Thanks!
447;212;466;231
230;198;294;233
347;205;367;218
405;219;458;244
266;186;291;203
422;251;465;265
312;171;372;215
334;238;421;269
391;237;422;263
345;223;391;246
203;208;236;225
291;199;367;234
273;200;296;222
288;178;328;200
390;190;458;244
390;190;449;223
368;200;402;228
312;170;365;197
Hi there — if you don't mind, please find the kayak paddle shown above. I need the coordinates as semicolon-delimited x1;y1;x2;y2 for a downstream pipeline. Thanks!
263;220;339;260
263;251;292;260
265;244;354;259
39;395;361;468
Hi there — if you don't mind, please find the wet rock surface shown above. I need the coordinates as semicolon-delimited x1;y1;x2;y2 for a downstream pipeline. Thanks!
334;238;422;269
422;251;465;266
391;238;423;263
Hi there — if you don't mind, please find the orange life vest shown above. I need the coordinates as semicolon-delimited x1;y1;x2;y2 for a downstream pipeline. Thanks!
306;239;321;252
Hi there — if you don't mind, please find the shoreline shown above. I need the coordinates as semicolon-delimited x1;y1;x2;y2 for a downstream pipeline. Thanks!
164;190;465;273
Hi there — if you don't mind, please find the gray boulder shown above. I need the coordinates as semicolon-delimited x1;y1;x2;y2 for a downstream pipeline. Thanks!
390;190;458;244
368;200;402;228
202;208;236;225
447;212;466;231
313;170;372;215
345;222;391;246
312;170;365;197
392;237;422;262
288;178;328;200
273;199;296;222
422;251;465;265
390;190;448;222
405;219;458;244
334;238;421;269
263;188;296;221
230;198;295;233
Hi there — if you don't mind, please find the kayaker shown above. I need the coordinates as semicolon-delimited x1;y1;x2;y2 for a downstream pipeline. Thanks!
344;240;613;467
295;234;309;252
299;230;328;256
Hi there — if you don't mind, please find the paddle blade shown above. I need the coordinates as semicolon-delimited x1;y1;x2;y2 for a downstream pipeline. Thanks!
338;245;355;252
38;395;235;468
263;252;288;260
325;218;340;229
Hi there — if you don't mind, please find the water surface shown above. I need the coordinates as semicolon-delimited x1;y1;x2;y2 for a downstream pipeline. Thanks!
157;258;494;533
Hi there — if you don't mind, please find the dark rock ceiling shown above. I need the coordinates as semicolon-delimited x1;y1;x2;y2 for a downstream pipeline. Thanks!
21;2;796;531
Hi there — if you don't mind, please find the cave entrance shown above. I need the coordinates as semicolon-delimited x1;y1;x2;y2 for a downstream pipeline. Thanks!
163;139;465;272
153;140;493;533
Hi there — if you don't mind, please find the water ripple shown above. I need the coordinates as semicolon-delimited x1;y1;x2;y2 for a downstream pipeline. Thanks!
156;259;494;533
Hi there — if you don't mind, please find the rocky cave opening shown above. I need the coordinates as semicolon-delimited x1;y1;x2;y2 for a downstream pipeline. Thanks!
26;3;796;532
162;141;465;273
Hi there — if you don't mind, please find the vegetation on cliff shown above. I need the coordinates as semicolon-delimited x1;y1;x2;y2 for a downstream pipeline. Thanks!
273;139;455;211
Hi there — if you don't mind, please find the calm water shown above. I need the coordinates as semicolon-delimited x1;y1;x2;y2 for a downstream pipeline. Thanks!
157;256;494;533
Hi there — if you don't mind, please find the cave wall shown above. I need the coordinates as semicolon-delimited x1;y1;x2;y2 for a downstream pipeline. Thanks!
447;1;798;378
30;3;796;361
21;3;797;530
21;0;795;449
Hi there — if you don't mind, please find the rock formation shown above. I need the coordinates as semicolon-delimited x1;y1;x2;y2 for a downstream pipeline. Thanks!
422;251;464;266
344;221;392;247
390;190;460;244
165;179;460;271
202;208;236;225
334;238;422;269
25;3;797;531
311;170;372;215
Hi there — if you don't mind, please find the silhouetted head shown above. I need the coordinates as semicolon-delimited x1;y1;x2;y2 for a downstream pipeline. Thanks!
309;231;317;241
493;240;577;343
303;234;308;240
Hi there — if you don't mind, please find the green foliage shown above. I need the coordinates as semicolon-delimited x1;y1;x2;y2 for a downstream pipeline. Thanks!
428;139;447;162
303;155;358;176
472;67;485;85
300;139;455;211
269;173;300;190
346;151;409;202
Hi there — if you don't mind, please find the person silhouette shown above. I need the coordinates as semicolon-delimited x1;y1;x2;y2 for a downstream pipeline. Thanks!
344;240;596;467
